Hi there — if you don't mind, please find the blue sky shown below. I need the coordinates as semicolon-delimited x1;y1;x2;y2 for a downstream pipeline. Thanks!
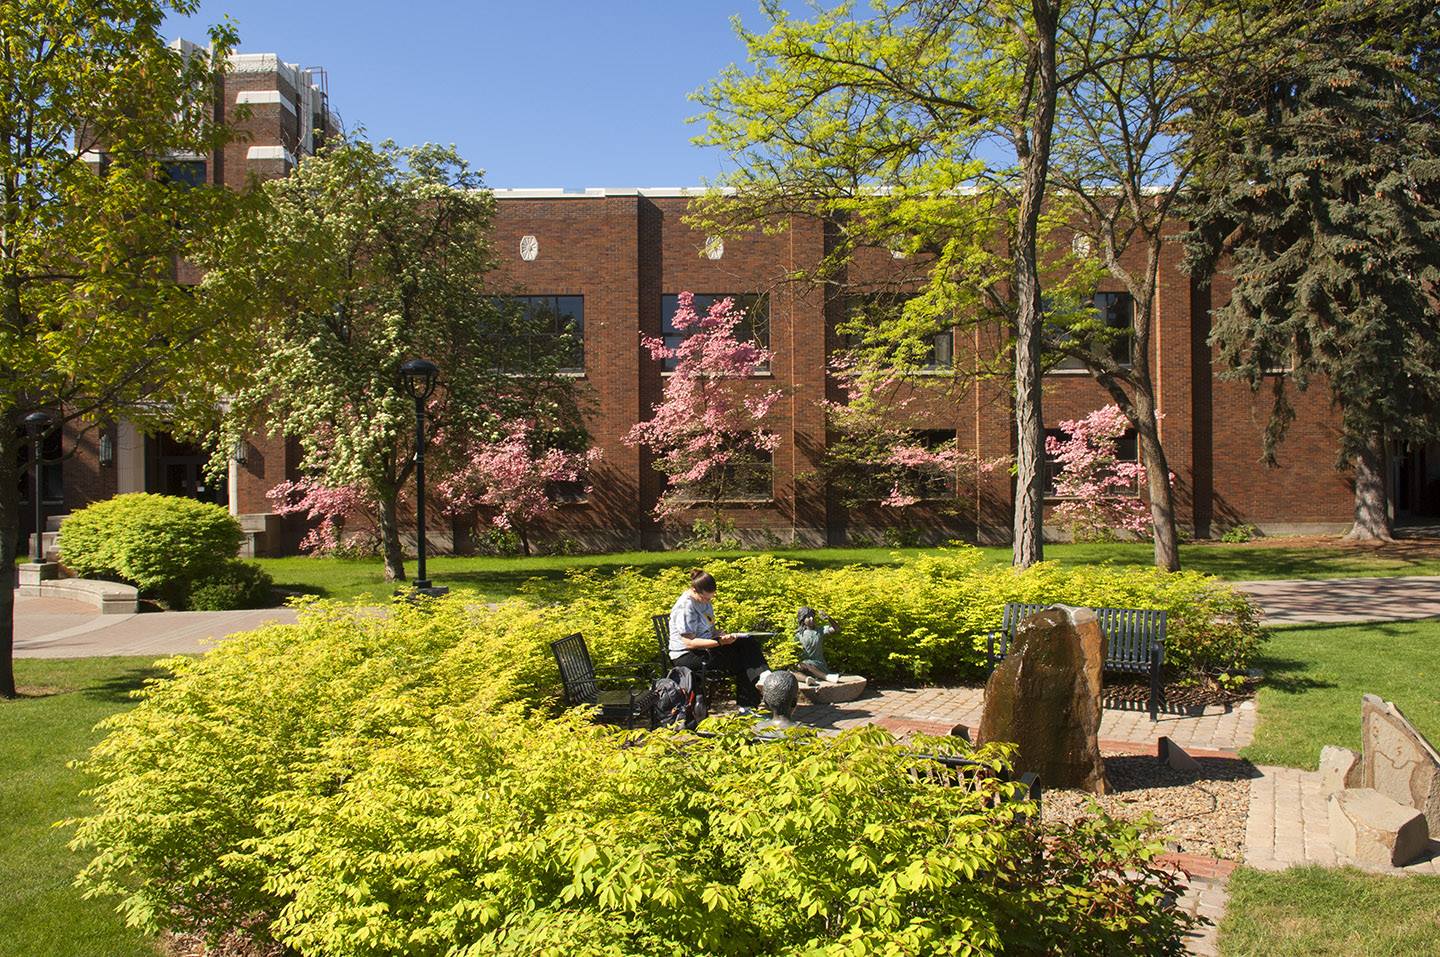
162;1;767;189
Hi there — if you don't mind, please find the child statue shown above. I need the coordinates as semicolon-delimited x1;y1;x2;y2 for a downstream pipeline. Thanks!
795;607;840;684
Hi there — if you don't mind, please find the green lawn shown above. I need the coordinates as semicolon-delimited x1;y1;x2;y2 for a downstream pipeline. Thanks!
1220;866;1440;956
253;539;1440;603
1242;620;1440;770
0;657;166;957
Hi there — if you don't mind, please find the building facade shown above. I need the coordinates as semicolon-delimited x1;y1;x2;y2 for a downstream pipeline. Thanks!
31;78;1440;554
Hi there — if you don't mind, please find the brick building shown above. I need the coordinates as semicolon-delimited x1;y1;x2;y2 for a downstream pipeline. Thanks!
21;42;339;558
30;79;1440;554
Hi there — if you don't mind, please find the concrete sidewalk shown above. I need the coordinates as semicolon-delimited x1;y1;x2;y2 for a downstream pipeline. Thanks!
14;595;297;659
1235;575;1440;625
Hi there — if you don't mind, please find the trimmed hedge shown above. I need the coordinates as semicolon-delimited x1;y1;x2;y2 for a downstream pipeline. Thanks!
71;596;1192;955
556;547;1264;683
188;560;277;611
58;493;244;608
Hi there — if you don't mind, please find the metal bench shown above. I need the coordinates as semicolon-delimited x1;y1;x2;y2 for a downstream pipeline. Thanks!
986;602;1167;720
550;633;655;730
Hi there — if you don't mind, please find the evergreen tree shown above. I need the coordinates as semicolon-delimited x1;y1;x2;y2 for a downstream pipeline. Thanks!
1183;0;1440;540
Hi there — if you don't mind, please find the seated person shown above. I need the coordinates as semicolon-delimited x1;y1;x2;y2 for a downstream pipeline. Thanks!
668;568;773;710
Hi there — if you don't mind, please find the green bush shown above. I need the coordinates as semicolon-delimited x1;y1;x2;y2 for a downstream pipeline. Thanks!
59;493;244;607
551;548;1264;683
188;561;277;611
71;595;1191;955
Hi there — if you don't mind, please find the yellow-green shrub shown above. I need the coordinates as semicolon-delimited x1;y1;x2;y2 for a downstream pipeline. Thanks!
552;548;1262;683
58;493;244;607
71;593;1191;955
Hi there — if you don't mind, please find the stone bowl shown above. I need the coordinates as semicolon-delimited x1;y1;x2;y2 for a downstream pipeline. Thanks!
796;674;867;705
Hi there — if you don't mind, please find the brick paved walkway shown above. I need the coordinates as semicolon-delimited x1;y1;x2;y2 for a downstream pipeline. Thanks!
1173;875;1229;957
796;685;1257;753
1244;765;1440;875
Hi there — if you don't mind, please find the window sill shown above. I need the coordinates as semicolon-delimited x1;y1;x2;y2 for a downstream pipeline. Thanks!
660;371;775;379
1045;364;1134;376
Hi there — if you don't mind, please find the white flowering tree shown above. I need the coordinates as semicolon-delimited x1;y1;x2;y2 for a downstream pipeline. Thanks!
206;139;579;580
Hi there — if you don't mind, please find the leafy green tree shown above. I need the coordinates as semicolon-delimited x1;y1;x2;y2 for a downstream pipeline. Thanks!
1044;0;1215;569
0;0;244;698
692;0;1093;568
1182;0;1440;541
207;139;579;580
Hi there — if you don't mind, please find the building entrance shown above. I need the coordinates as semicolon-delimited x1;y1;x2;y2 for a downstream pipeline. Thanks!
148;433;227;507
1393;441;1440;520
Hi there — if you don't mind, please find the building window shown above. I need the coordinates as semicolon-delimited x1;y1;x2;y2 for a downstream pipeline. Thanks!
160;159;206;189
492;295;584;372
843;294;953;371
660;293;769;373
1044;425;1139;496
898;429;958;499
15;427;63;505
540;427;593;504
1052;291;1134;370
669;448;774;503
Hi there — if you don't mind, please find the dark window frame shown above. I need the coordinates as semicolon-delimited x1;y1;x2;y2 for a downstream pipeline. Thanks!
491;294;585;373
660;293;770;374
1052;291;1135;371
15;427;63;506
842;293;955;372
1044;425;1140;498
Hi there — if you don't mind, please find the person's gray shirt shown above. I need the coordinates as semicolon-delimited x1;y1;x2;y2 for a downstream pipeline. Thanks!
668;590;718;659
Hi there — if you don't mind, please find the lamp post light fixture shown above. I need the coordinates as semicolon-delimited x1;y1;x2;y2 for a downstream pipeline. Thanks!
23;411;53;562
399;358;445;595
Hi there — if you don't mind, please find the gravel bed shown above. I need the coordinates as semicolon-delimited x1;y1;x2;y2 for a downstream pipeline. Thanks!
1041;752;1254;861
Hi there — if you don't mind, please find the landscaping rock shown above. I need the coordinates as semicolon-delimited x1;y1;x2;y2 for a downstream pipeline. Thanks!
978;605;1110;794
796;674;867;704
1360;694;1440;839
1328;787;1431;868
1158;736;1201;772
1318;745;1362;795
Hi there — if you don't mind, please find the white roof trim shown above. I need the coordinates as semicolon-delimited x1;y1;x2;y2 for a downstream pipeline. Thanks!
247;145;297;165
236;90;297;114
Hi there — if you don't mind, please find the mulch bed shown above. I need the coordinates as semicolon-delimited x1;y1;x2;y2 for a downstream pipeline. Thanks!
1042;751;1256;861
1103;673;1259;711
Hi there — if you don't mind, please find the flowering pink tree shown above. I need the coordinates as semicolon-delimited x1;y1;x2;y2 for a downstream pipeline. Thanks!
626;293;782;540
436;421;599;556
1046;405;1152;542
268;478;384;556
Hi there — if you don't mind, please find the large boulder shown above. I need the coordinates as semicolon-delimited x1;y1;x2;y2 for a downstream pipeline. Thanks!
1360;694;1440;839
1328;788;1430;868
977;605;1110;794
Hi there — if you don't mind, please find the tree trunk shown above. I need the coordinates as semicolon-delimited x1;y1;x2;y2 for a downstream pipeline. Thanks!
1;424;21;698
1010;2;1061;569
1344;433;1392;542
378;493;407;581
1131;388;1181;571
518;525;531;557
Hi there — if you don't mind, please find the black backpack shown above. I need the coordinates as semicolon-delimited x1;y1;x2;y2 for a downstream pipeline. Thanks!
651;665;708;730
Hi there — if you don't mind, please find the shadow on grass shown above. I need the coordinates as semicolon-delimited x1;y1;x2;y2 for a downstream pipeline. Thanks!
1254;653;1339;695
80;664;174;704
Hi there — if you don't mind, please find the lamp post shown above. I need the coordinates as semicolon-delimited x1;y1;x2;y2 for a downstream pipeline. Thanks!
399;358;441;593
23;411;53;562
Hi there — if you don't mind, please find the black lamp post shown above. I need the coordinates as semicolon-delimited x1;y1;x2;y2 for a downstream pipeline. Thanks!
23;411;52;562
399;358;440;592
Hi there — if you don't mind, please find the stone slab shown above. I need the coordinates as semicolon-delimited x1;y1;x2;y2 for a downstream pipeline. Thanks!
1361;694;1440;839
797;674;867;704
1329;788;1430;868
1318;745;1362;795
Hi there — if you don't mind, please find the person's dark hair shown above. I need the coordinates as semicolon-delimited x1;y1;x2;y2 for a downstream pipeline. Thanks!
689;569;717;593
